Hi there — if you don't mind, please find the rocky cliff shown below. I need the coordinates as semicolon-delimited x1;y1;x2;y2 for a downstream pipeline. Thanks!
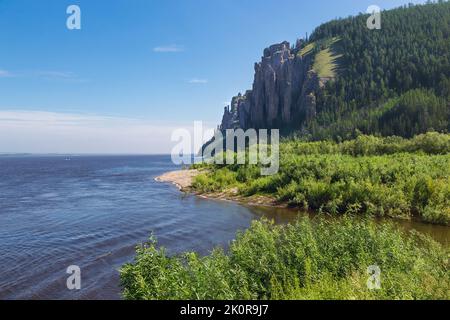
220;40;326;131
217;2;450;140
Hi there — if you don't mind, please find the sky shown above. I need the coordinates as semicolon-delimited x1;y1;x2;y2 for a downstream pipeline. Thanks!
0;0;426;154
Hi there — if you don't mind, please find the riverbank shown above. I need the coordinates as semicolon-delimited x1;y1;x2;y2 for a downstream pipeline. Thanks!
156;169;285;208
155;169;200;191
156;169;450;245
187;135;450;226
138;168;450;301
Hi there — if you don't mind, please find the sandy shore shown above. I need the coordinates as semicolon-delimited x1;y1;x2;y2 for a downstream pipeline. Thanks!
156;169;286;208
155;169;200;191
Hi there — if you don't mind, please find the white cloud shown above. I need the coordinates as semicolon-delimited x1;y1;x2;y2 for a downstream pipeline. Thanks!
0;70;12;77
34;71;89;83
0;69;87;82
36;71;76;79
153;45;185;53
0;110;215;154
188;78;208;84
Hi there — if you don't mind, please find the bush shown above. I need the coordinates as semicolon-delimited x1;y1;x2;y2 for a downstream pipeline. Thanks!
283;132;450;156
193;134;450;224
121;217;449;300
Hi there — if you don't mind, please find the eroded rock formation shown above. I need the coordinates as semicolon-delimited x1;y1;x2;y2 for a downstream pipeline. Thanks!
220;40;323;131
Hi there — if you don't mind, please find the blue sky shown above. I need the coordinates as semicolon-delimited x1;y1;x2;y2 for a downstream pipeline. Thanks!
0;0;426;153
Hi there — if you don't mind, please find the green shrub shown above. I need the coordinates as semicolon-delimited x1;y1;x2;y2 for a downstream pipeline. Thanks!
121;217;450;300
282;132;450;156
193;134;450;225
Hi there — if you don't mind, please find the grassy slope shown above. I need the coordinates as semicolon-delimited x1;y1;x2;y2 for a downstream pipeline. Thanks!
313;38;343;78
299;42;315;56
299;37;343;79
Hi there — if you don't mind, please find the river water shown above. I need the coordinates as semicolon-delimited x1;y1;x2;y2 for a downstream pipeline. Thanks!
0;155;448;299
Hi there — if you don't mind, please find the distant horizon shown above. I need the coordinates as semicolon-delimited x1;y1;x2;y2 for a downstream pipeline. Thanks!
0;152;175;156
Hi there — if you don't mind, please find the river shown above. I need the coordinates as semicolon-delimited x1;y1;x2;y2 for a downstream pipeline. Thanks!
0;155;447;299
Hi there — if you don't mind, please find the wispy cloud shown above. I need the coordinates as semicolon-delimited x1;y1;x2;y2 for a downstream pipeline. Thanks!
34;70;89;83
188;78;208;84
0;69;87;82
0;110;214;154
0;69;13;78
153;45;185;53
36;71;76;79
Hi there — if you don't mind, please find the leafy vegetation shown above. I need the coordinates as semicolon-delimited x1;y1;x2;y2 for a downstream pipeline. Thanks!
121;217;449;300
193;133;450;225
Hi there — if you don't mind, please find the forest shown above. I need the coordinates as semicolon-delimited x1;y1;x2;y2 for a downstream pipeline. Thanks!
299;1;450;140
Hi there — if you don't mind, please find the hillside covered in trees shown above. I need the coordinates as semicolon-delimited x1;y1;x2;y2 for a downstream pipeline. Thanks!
309;0;450;140
219;1;450;141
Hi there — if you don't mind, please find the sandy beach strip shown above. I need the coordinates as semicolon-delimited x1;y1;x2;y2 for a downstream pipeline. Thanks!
156;169;285;208
155;169;200;191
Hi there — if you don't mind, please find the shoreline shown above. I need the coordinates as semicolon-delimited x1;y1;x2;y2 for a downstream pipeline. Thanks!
155;170;450;246
155;169;450;225
155;169;287;208
155;169;200;191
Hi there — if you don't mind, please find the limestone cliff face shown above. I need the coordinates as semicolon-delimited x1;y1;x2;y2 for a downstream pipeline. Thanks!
220;41;322;131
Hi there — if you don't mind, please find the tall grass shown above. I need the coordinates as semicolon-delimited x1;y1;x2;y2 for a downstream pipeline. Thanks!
121;217;449;300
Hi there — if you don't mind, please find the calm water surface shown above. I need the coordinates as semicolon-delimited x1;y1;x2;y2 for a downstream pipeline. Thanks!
0;155;448;300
